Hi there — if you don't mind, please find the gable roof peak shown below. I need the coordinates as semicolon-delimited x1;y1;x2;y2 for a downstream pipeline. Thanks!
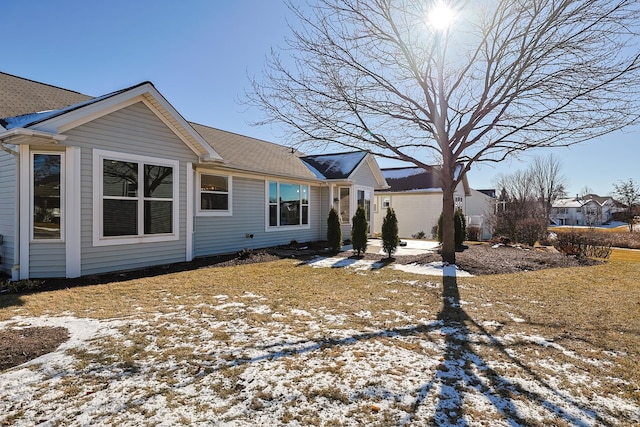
299;151;369;180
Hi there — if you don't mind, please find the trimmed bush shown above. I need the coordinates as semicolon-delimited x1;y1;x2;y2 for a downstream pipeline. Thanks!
467;225;481;241
381;208;399;259
351;206;368;256
553;231;612;259
515;218;547;246
327;207;342;253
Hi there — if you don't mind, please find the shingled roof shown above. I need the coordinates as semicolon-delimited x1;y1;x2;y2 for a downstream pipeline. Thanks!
0;71;350;182
190;124;319;180
381;166;440;191
0;72;91;119
380;164;470;195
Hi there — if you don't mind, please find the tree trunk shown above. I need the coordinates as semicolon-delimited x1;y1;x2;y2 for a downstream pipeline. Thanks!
441;173;456;265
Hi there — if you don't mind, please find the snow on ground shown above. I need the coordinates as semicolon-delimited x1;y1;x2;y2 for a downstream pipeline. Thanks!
1;294;637;426
312;239;474;277
307;256;474;277
364;239;441;256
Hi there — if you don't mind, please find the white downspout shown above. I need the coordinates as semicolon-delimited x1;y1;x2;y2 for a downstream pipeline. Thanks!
18;145;30;280
186;162;194;262
12;148;20;281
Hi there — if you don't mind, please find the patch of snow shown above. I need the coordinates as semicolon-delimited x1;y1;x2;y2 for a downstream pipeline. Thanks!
291;309;313;317
2;111;59;129
248;305;272;314
214;302;245;310
307;256;473;277
393;262;474;277
353;310;372;318
1;300;637;425
303;152;365;177
482;320;504;328
507;313;526;323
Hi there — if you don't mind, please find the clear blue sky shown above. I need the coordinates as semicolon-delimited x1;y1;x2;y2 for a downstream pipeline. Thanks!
3;0;638;196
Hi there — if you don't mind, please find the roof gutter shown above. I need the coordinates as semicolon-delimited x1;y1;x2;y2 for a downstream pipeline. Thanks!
0;128;67;156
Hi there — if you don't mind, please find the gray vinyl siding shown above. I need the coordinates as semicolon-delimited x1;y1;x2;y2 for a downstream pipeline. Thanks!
351;163;380;188
317;186;330;240
29;243;65;278
67;101;198;276
194;177;324;257
0;150;16;274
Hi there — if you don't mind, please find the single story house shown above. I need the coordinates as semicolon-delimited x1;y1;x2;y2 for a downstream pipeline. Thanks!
0;71;387;280
550;194;622;226
372;166;494;240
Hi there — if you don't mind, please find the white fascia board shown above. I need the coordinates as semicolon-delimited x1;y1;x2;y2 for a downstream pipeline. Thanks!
140;88;223;161
323;178;354;185
30;83;223;161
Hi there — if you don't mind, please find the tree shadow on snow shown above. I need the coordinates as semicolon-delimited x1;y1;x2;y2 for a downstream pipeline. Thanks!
210;274;614;426
399;274;612;426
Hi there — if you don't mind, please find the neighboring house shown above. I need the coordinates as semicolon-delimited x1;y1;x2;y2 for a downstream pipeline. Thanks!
0;72;387;280
550;194;621;226
372;166;494;240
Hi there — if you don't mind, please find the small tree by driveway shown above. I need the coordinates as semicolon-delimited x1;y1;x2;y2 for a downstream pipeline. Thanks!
381;208;399;259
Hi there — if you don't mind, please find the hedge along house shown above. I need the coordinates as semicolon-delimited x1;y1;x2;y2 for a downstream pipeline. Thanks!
0;72;388;280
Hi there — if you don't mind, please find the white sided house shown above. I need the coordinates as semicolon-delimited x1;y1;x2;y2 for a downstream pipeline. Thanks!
372;166;494;240
550;194;621;226
0;72;387;280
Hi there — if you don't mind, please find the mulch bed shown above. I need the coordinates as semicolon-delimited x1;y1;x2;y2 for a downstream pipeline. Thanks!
0;326;69;371
333;243;600;276
0;242;601;372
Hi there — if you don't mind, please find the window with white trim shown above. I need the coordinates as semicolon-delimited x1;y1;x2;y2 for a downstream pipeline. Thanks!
267;181;309;228
94;150;178;245
198;172;232;215
32;152;63;240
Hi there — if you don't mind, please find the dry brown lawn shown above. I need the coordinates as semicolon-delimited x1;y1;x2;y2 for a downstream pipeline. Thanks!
1;257;639;426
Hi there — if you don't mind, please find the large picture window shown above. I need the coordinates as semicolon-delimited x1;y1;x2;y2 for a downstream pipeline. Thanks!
198;172;231;215
268;181;309;228
32;153;63;240
94;150;178;245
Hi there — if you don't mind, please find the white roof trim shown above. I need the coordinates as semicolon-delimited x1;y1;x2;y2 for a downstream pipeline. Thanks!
0;127;67;144
28;83;222;161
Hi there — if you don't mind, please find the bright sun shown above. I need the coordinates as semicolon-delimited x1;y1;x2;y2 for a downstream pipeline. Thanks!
428;2;455;30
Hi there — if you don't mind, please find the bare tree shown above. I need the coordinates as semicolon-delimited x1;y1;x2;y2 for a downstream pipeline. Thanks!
579;186;594;199
249;0;640;263
530;154;567;219
612;178;640;232
494;167;551;243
